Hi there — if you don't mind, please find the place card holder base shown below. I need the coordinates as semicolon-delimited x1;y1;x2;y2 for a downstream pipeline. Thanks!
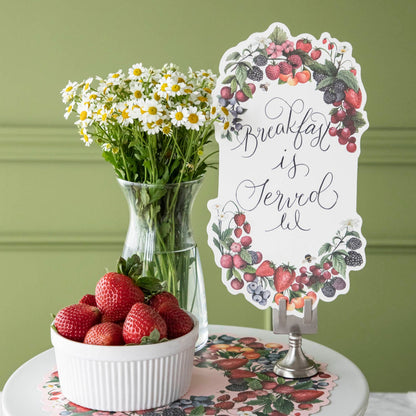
272;297;318;378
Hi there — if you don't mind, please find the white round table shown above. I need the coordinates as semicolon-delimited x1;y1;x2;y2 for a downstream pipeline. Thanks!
2;324;368;416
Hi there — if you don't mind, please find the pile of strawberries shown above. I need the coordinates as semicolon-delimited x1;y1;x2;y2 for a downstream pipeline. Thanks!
53;257;194;346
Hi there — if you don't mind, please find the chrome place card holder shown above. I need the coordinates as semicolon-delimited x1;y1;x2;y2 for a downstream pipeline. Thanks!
273;297;318;378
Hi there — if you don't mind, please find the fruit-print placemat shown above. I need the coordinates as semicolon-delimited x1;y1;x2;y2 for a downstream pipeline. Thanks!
39;333;338;416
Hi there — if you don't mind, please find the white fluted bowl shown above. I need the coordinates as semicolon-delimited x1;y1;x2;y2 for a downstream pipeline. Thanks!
51;314;198;411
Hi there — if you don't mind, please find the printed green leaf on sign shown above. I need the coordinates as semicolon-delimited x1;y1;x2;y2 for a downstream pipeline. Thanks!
332;253;346;277
232;268;242;280
319;242;332;256
226;51;241;61
243;265;257;274
316;76;335;91
235;64;247;88
226;268;233;281
240;249;253;264
230;78;238;94
351;112;367;128
337;70;359;92
241;83;253;99
307;61;331;76
270;26;287;44
222;75;235;84
325;59;338;76
212;222;220;236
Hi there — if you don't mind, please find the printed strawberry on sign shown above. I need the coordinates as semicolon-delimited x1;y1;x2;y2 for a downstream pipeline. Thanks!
207;22;369;315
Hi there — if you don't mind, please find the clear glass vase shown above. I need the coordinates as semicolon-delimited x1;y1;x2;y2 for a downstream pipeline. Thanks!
117;177;208;350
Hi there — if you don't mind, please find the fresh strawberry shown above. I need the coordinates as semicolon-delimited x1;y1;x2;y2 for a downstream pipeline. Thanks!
344;88;362;109
234;213;246;226
54;303;101;342
234;227;242;238
148;291;179;312
265;64;280;80
122;302;167;344
95;272;144;322
215;358;249;370
256;260;275;277
274;265;296;292
229;369;256;378
79;294;97;307
290;389;324;402
157;303;194;339
84;322;124;345
296;38;312;53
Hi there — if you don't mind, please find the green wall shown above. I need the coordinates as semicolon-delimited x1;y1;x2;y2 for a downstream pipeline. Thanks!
1;0;415;393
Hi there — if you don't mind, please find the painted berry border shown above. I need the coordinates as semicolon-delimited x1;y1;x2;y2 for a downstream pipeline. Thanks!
217;24;367;153
211;201;365;312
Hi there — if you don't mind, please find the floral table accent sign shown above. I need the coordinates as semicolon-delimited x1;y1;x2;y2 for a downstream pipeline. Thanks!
207;22;369;318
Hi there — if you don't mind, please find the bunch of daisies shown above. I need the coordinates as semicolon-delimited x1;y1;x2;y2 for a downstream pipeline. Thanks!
61;63;231;183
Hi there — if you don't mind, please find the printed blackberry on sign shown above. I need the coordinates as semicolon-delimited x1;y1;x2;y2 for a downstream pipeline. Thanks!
247;66;263;81
344;251;363;267
346;237;362;250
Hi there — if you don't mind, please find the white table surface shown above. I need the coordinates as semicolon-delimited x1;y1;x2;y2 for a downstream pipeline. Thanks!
1;324;373;415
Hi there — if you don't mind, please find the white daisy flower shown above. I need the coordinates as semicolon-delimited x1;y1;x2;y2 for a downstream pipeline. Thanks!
130;81;144;100
101;142;112;152
115;103;134;126
128;63;145;80
64;101;75;119
106;69;124;86
170;105;186;127
167;78;186;97
61;80;78;103
79;127;93;146
141;99;164;123
142;120;161;134
81;77;94;93
75;102;92;126
183;106;204;130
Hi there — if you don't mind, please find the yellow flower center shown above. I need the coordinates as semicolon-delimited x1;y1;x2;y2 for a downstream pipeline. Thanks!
66;105;72;113
198;96;208;102
178;77;185;83
134;90;142;99
155;118;163;126
122;109;130;119
154;92;161;101
133;68;142;76
162;125;171;134
211;106;217;115
204;87;212;94
83;83;90;91
188;113;199;124
112;73;120;78
161;83;168;91
148;106;158;115
184;88;193;94
80;110;88;121
65;86;73;92
221;106;229;116
224;121;230;130
175;112;183;121
171;84;180;92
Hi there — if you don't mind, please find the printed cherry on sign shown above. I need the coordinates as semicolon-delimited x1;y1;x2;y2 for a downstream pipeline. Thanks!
208;22;368;315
